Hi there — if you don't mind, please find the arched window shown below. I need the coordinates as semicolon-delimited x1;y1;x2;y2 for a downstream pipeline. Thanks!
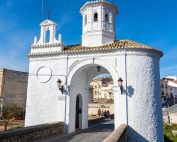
105;13;109;22
94;13;98;22
85;15;87;25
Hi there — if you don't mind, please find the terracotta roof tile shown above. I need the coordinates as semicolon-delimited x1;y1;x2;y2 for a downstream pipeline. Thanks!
29;40;163;57
64;40;163;56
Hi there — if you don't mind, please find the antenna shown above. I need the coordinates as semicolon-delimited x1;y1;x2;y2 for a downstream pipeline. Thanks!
42;0;44;20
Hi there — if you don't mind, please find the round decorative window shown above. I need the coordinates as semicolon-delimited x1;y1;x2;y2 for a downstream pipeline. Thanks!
36;66;52;83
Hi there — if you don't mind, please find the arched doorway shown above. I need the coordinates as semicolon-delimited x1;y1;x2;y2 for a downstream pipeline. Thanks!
75;94;82;129
67;61;119;133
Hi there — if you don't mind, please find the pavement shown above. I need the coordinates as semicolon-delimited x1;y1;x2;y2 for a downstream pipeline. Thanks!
163;113;177;124
163;104;177;114
163;104;177;124
36;119;114;142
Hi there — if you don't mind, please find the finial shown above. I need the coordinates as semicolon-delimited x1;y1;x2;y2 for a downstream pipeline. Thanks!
47;10;51;20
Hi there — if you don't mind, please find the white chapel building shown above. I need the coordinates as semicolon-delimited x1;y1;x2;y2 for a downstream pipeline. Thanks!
25;0;164;141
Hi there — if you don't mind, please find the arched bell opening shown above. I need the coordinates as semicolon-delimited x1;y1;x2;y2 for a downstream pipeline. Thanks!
45;29;50;43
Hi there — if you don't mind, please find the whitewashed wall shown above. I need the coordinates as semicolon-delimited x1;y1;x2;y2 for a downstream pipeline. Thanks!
115;51;163;142
25;57;68;126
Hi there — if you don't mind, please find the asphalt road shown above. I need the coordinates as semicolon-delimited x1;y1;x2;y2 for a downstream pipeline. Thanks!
36;120;114;142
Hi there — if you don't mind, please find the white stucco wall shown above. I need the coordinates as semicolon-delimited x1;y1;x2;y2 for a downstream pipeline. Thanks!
115;52;163;141
25;57;68;126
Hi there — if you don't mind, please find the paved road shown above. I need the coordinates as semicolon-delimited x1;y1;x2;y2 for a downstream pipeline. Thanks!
37;120;114;142
163;104;177;115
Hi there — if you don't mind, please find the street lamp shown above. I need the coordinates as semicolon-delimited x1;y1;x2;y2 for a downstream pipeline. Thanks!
57;79;64;94
118;78;124;94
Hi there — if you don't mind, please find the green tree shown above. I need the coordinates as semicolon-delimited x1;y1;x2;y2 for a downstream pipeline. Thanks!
2;104;24;131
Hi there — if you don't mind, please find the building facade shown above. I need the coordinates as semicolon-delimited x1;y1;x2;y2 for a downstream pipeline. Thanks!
90;77;113;101
0;69;28;109
25;0;164;141
161;77;177;106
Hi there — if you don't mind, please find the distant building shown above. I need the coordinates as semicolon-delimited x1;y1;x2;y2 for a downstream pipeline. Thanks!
0;68;28;109
161;77;177;105
90;77;113;102
166;76;177;80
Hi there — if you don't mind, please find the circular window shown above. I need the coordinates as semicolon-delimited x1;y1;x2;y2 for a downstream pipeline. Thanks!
36;66;52;83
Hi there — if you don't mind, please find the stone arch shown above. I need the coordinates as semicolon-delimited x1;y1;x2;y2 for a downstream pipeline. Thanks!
67;58;119;86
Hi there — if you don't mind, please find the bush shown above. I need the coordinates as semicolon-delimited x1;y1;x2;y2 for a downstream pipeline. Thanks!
164;123;177;142
1;104;25;131
3;104;24;120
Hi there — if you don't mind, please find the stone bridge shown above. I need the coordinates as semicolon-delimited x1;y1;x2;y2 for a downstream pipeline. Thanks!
0;119;127;142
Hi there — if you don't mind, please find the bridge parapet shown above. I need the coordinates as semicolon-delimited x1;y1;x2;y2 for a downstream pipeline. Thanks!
103;124;127;142
0;122;64;142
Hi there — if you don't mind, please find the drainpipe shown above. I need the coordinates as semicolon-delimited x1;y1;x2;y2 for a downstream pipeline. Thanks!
64;54;69;133
124;50;128;125
125;49;128;142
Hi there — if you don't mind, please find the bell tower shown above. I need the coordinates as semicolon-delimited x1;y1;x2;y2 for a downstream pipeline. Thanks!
80;0;118;47
31;18;63;54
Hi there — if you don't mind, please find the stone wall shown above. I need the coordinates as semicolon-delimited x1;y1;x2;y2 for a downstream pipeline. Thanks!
0;70;3;96
0;122;64;142
0;69;28;109
88;103;114;115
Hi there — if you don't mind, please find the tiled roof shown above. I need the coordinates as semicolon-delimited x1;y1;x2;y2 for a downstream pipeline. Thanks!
64;40;163;56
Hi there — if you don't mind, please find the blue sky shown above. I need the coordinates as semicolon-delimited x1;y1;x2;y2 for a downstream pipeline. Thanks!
0;0;176;77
